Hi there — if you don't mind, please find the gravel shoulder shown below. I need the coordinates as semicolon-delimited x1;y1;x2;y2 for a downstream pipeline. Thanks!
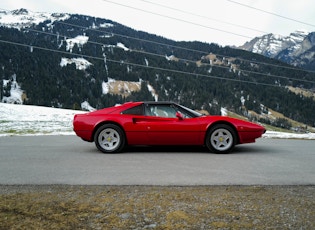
1;185;314;229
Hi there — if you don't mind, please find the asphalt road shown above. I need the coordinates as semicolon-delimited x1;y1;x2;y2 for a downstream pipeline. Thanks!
0;135;314;185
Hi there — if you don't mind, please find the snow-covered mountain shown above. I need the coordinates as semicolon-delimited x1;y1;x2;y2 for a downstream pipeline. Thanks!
239;30;308;58
239;30;315;70
0;8;69;29
1;8;315;129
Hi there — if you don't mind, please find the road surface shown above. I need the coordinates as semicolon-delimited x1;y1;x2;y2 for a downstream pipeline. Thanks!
0;136;314;185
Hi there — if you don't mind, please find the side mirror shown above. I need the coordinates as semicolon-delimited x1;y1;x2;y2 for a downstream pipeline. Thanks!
176;112;184;120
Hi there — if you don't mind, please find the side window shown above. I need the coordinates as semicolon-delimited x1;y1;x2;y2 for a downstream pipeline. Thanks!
145;105;162;116
160;105;177;118
121;105;143;115
145;105;177;118
176;108;192;118
173;105;194;118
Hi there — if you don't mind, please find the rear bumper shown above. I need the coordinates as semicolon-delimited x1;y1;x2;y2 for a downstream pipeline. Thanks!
73;129;93;142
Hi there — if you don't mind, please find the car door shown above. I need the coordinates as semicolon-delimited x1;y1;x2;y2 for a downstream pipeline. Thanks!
120;104;150;145
146;116;202;145
143;104;202;145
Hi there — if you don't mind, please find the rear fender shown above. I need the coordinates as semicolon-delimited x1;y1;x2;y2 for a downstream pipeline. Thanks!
92;121;126;143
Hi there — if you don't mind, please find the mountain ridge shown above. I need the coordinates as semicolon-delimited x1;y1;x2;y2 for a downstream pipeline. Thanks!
239;30;315;71
1;8;315;129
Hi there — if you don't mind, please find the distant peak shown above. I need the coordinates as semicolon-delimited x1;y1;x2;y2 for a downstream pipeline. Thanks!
0;8;70;30
11;8;29;15
290;30;309;37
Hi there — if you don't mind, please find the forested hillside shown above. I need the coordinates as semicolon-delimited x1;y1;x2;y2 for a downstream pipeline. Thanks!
1;10;315;128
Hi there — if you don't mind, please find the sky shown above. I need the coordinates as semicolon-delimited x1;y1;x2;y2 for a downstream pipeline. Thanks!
1;0;315;46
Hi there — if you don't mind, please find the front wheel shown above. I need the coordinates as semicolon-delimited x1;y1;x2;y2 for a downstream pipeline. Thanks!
94;124;125;153
206;124;236;154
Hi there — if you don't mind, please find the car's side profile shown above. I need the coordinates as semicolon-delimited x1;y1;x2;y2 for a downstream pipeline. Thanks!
73;101;266;153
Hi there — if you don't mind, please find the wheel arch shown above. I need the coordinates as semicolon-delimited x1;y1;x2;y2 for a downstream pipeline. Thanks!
92;121;126;143
205;121;240;145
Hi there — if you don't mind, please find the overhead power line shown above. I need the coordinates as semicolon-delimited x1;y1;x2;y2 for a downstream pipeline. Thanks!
2;35;315;87
139;0;268;34
226;0;315;28
0;38;289;88
1;7;315;86
23;25;315;84
101;0;252;39
2;6;315;77
54;21;315;75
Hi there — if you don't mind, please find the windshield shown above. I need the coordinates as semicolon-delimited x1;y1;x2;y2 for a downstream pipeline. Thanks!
177;104;203;118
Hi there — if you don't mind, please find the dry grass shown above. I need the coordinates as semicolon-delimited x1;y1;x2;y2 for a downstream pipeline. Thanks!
1;185;314;229
287;86;315;101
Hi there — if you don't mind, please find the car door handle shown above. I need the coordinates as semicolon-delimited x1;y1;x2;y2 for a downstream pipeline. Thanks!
132;117;146;123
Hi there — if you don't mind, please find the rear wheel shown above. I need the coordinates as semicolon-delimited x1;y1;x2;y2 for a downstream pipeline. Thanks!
94;124;125;153
206;124;236;154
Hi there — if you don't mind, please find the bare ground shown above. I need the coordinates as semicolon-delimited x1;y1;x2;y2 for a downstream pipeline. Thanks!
0;185;314;229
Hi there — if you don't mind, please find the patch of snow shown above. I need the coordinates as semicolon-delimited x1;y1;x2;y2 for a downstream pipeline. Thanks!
147;83;158;101
127;65;132;73
165;55;175;61
100;22;114;28
60;57;92;70
102;78;141;96
66;35;89;52
240;96;245;106
81;101;96;112
102;81;110;95
1;74;24;104
2;79;9;87
0;103;315;139
99;34;113;38
263;131;315;140
0;9;70;30
145;58;149;66
117;42;129;51
102;78;116;94
0;103;85;136
220;107;228;116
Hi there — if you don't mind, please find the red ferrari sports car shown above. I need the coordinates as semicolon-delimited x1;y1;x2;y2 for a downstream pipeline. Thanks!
73;101;265;153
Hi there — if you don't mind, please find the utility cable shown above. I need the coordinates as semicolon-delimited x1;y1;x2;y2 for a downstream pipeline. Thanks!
139;0;268;34
23;27;315;84
0;38;285;87
226;0;315;28
54;21;315;75
2;7;314;75
101;0;252;39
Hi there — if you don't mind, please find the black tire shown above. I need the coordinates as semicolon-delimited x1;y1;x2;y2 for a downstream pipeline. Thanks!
94;124;125;153
205;124;236;154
